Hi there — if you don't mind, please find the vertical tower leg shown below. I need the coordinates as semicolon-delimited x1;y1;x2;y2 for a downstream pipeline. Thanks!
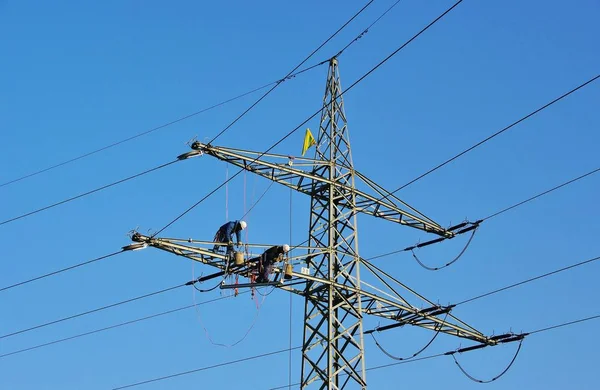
301;58;366;389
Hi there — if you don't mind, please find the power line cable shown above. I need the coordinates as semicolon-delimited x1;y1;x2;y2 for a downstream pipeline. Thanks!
164;0;391;235
528;314;600;335
362;253;600;333
368;166;600;262
269;384;301;390
0;250;124;293
377;73;600;201
267;313;600;389
0;175;282;293
454;255;600;306
153;0;465;236
0;282;188;340
0;295;233;359
333;0;403;58
1;236;310;341
1;0;403;190
112;346;302;390
100;285;600;388
482;167;600;221
0;159;179;227
0;0;488;298
206;0;375;145
368;314;598;368
267;353;456;389
0;86;271;189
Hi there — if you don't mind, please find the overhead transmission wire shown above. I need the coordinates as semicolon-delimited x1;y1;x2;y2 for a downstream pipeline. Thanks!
527;314;600;335
368;165;600;262
6;240;593;373
0;0;408;324
9;1;576;382
112;312;600;389
0;294;237;359
453;254;600;306
353;75;599;264
358;253;600;365
481;166;600;221
273;315;600;389
6;252;599;369
0;237;311;350
112;346;303;390
196;0;405;227
0;1;365;191
3;0;592;305
6;115;596;374
0;0;383;190
367;73;600;213
0;85;268;189
365;254;600;377
4;0;458;377
0;159;179;227
366;314;600;383
332;0;403;58
0;281;190;340
0;250;124;293
206;0;375;145
0;234;310;356
153;0;465;237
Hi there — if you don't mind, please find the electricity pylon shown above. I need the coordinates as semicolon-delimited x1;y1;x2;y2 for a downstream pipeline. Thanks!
126;58;503;389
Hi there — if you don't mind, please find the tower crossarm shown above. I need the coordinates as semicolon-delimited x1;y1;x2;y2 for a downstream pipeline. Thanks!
289;270;494;345
128;233;493;346
187;142;453;238
131;232;231;272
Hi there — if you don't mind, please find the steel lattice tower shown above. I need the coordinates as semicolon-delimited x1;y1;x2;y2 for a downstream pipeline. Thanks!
127;58;507;390
302;58;366;389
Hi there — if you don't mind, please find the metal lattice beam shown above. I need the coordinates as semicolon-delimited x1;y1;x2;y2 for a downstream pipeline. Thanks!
186;142;453;238
128;234;494;344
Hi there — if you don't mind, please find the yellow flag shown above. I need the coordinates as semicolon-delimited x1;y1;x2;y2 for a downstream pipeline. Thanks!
301;128;316;156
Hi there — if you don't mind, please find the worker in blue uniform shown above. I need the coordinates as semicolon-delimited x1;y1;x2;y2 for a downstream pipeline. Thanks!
212;220;247;257
252;244;290;283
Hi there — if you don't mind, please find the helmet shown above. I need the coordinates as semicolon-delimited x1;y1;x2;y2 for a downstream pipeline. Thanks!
282;244;290;253
239;220;247;230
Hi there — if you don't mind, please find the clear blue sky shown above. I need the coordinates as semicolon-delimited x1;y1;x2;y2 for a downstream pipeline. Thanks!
1;1;599;389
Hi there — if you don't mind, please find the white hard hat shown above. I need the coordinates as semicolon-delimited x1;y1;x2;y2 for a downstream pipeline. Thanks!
283;244;290;253
239;220;247;230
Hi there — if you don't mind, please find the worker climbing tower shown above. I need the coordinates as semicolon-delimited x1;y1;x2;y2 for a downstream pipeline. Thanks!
302;58;366;388
127;57;519;390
